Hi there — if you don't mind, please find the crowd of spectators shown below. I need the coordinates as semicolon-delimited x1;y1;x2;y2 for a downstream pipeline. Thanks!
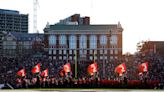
0;51;164;89
9;76;160;89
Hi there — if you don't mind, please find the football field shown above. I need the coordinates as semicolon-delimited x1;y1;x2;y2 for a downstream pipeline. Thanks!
0;89;164;92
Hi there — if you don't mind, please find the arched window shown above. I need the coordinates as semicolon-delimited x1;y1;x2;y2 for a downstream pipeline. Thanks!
49;35;56;45
79;35;87;55
59;35;66;45
79;35;87;49
89;35;97;49
110;35;117;45
100;35;107;45
69;35;76;49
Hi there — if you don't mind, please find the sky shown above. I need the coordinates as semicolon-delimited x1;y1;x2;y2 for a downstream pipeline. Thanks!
0;0;164;54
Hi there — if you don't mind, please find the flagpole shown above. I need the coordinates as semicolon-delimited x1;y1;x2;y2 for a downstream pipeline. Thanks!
67;52;68;63
67;45;68;63
93;50;95;63
74;50;77;79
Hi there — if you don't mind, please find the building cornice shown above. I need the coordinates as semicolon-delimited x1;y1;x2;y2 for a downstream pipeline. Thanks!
45;29;122;35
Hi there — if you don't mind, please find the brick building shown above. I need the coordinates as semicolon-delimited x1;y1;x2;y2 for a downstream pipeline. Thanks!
43;14;124;78
44;23;123;61
138;41;164;58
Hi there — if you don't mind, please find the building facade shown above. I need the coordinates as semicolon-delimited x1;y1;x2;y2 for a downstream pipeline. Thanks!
2;32;44;57
0;9;28;32
44;23;123;61
138;41;164;58
0;9;28;54
44;22;123;78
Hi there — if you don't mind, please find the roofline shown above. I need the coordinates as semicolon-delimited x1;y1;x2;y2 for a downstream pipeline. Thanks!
52;24;117;26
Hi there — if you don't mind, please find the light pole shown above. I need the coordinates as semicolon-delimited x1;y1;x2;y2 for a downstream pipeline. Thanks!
103;45;105;79
66;45;68;63
74;50;77;79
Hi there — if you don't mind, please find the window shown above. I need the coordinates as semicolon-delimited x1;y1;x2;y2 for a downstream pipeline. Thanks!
49;56;52;60
110;35;118;45
69;56;72;60
53;50;56;54
85;50;87;54
63;50;66;54
49;50;52;54
100;35;107;45
69;50;72;54
90;56;93;60
59;35;66;45
49;35;56;45
89;35;97;49
104;50;107;54
4;41;16;49
100;50;103;54
110;50;113;54
59;56;62;60
69;35;76;49
59;50;62;54
79;35;87;49
53;56;56;60
63;56;66;60
23;41;29;49
100;56;103;60
94;50;97;54
90;50;93;54
80;50;87;55
114;49;118;54
79;35;87;55
105;56;107;59
110;56;113;60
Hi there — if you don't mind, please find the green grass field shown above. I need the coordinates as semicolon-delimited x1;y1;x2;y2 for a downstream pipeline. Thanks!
1;88;164;92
